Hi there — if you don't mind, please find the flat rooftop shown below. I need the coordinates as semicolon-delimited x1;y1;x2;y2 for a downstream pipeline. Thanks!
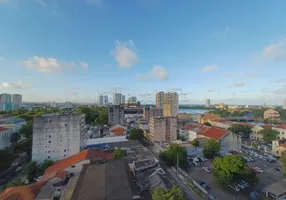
264;180;286;196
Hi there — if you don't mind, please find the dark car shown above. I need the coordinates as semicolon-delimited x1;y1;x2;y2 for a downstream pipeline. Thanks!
199;181;211;191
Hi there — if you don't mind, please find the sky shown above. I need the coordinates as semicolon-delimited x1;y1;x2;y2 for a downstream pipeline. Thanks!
1;0;286;105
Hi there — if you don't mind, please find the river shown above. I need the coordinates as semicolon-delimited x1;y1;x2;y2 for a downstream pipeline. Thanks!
179;108;212;114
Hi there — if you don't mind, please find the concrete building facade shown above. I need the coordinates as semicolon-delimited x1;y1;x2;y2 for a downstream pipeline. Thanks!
149;116;177;142
11;94;22;104
143;106;163;122
32;114;85;162
121;95;126;104
104;95;108;105
205;99;211;108
97;95;104;106
108;105;124;125
156;92;179;117
113;93;122;105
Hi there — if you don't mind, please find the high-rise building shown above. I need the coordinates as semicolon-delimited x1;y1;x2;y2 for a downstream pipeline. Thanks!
163;103;178;117
98;95;104;106
156;92;164;109
104;95;108;105
113;93;122;105
149;116;177;142
128;96;137;104
205;99;211;108
143;106;163;122
0;93;11;103
32;114;85;162
65;101;73;109
284;99;286;110
121;95;126;104
108;105;124;125
11;94;22;104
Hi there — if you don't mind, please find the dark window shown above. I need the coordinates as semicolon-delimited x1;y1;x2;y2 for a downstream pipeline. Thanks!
48;156;50;159
49;120;52;123
49;135;51;138
48;141;51;143
48;151;51;153
71;165;75;168
277;151;279;154
65;124;67;127
64;155;66;157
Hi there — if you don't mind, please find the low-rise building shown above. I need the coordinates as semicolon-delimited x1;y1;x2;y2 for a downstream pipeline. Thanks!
272;139;286;157
272;125;286;140
178;113;192;121
264;109;280;121
263;180;286;199
149;116;177;142
250;125;264;141
198;114;221;124
108;105;124;125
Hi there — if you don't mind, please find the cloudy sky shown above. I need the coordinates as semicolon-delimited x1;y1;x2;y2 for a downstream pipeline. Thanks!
0;0;286;105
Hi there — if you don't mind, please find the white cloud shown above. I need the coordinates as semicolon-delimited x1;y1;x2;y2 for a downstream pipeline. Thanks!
0;0;8;4
23;56;74;74
222;26;230;37
85;0;102;5
229;82;245;88
202;65;217;72
0;80;31;89
111;40;139;68
137;65;168;81
261;37;286;61
36;0;47;8
0;56;5;61
80;62;88;68
269;78;286;83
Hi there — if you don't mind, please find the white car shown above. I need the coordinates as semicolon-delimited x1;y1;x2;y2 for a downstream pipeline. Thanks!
228;185;240;192
203;167;211;173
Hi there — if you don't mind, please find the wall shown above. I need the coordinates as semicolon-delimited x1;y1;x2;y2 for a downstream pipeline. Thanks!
0;129;12;149
219;132;241;151
250;126;263;141
272;127;286;140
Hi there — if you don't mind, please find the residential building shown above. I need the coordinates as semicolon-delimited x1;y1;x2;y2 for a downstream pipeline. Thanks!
263;180;286;200
113;93;122;105
284;99;286;109
143;106;163;122
156;91;164;109
149;116;177;142
163;103;178;117
199;113;221;124
98;95;104;106
272;125;286;140
121;95;126;104
264;109;280;121
178;113;192;121
0;93;11;103
11;94;22;104
108;105;124;125
109;124;127;136
272;139;286;157
64;101;73;109
205;99;211;108
104;95;108;105
0;127;12;149
32;114;85;162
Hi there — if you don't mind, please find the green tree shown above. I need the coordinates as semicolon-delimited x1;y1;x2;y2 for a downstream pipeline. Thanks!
212;155;258;185
204;122;211;126
191;139;200;147
13;139;32;156
228;124;252;138
19;121;33;139
152;186;186;200
113;148;125;160
10;132;21;143
203;139;220;158
6;179;25;188
0;150;14;171
177;134;186;141
159;144;188;168
259;128;279;143
282;151;286;176
126;128;144;140
39;159;54;174
26;161;39;182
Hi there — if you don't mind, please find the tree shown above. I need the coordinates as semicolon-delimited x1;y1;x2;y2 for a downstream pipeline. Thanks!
13;139;32;156
152;186;186;200
282;151;286;176
39;159;54;174
177;134;186;141
203;139;220;158
26;161;39;182
204;122;211;126
159;144;188;168
212;155;258;185
126;128;144;140
19;121;33;139
0;150;14;171
113;148;125;160
6;179;25;188
191;139;200;147
259;128;279;143
228;124;252;138
10;132;21;143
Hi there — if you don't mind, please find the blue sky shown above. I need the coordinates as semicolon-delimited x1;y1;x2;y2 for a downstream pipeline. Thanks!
1;0;286;105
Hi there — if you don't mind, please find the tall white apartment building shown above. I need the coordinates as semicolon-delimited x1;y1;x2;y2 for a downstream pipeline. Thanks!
11;94;22;104
113;93;122;105
205;99;211;108
121;95;126;104
104;95;108;105
98;95;104;106
156;92;165;109
32;114;85;162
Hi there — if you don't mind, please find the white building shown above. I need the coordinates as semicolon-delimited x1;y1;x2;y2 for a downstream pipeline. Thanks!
272;125;286;140
108;105;124;125
205;99;210;108
32;114;85;162
104;95;108;105
97;95;104;106
121;95;126;104
11;94;22;104
113;93;122;105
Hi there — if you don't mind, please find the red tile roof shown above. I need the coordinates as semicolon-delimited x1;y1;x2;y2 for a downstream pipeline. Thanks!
0;149;114;200
197;126;210;134
275;125;286;129
201;127;229;140
183;123;202;131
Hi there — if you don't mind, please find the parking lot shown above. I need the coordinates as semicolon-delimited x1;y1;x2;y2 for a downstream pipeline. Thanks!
187;151;284;200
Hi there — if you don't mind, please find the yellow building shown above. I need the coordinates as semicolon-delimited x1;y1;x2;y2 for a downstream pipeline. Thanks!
272;139;286;157
178;113;192;121
199;114;221;124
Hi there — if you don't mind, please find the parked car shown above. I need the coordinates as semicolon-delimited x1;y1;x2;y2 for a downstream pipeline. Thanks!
236;182;245;189
253;167;264;173
11;162;18;167
200;181;211;191
240;180;249;187
15;166;23;172
274;168;282;173
202;167;211;173
228;184;240;192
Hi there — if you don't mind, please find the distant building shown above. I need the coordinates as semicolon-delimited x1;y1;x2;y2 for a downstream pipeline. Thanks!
0;93;11;103
156;92;178;117
272;139;286;157
104;95;108;105
108;105;124;125
121;95;126;104
113;93;122;105
65;101;73;109
163;103;178;117
143;106;163;122
149;116;177;142
264;109;280;121
156;91;165;109
32;114;85;162
284;99;286;109
11;94;22;104
128;96;137;104
205;99;211;108
178;113;192;121
98;95;104;106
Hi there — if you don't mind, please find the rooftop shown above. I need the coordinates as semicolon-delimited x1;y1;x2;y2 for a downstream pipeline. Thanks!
86;136;128;146
264;180;286;196
201;127;229;140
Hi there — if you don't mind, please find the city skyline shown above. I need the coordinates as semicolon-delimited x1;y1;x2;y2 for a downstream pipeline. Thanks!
1;1;286;104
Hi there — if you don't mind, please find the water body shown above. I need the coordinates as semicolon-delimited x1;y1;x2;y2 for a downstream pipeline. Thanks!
179;108;211;114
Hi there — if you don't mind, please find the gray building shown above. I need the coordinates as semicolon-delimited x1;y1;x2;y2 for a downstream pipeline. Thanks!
0;93;11;103
205;99;211;108
98;95;104;106
113;93;122;105
108;105;124;125
121;95;126;104
104;95;108;105
32;114;85;162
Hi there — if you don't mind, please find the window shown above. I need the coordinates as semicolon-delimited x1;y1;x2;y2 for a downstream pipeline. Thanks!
48;141;51;143
65;124;67;127
64;155;66;157
49;135;51;138
71;165;75;168
64;149;66;152
48;156;50;159
277;151;279;154
49;120;52;123
48;151;51;153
